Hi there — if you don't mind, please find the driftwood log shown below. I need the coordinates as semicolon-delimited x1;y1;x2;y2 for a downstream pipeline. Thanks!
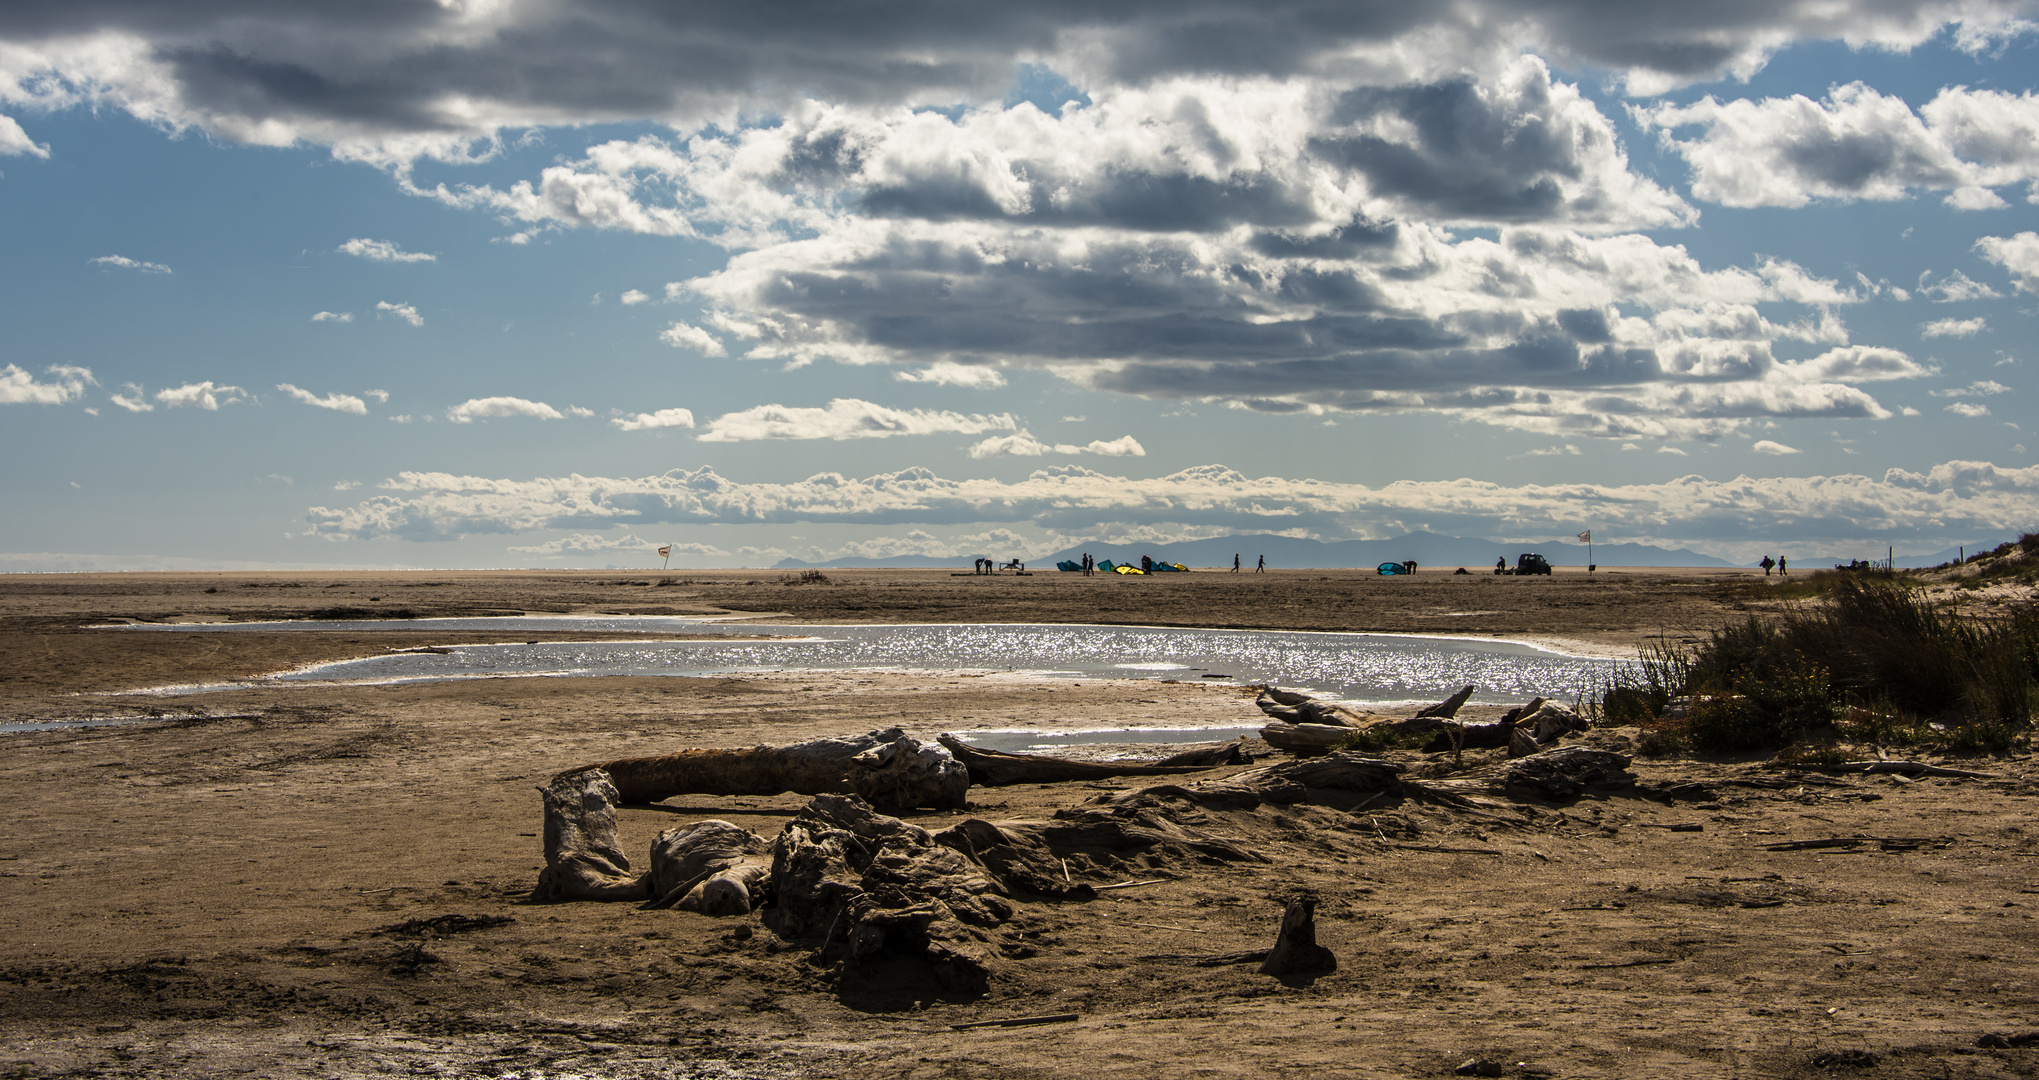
1258;722;1355;755
1256;694;1364;727
561;727;968;810
935;734;1231;786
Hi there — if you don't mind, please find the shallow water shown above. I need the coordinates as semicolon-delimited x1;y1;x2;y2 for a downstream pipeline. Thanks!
126;618;1620;707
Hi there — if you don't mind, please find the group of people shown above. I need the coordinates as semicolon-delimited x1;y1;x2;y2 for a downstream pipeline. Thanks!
974;557;1023;574
1759;555;1789;576
1229;553;1265;572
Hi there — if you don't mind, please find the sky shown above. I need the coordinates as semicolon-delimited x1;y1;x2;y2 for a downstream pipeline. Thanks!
3;1;2038;571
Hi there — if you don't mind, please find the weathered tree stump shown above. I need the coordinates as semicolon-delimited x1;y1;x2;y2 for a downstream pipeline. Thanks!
533;769;649;902
1258;899;1336;976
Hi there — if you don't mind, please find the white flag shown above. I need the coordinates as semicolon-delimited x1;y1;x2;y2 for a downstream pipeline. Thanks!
1576;531;1591;543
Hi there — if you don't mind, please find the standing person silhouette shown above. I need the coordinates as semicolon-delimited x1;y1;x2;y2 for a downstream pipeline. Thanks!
1232;553;1240;573
1256;555;1265;573
1778;556;1788;575
1760;555;1774;576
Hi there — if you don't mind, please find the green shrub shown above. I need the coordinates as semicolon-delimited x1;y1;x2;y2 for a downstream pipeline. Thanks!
1596;576;2035;755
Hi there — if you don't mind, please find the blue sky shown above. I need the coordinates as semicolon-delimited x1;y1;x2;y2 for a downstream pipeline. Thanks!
2;2;2036;570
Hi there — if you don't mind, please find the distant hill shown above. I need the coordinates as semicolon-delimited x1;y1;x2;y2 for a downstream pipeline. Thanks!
774;531;1737;570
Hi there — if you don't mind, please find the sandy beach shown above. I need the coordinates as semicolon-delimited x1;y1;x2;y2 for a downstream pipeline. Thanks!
2;568;2034;1079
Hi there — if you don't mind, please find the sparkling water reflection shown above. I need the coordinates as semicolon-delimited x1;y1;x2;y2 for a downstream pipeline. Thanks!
218;620;1618;707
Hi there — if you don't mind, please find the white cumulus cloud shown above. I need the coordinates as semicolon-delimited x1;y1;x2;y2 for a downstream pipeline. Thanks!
1976;231;2039;295
376;300;424;326
699;398;1018;442
1751;440;1801;455
658;321;726;356
1918;269;2002;302
620;289;650;305
276;383;368;414
612;407;696;431
155;382;248;410
1946;401;1992;417
339;238;435;263
1638;83;2039;209
894;362;1008;389
446;396;565;423
311;310;354;322
0;114;49;158
1921;316;1987;338
90;254;171;274
0;364;94;405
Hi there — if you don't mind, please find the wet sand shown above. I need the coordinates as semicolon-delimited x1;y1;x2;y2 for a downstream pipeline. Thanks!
2;569;2033;1078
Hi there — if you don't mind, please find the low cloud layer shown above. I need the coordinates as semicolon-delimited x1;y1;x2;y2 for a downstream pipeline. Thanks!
697;398;1018;442
303;459;2039;552
968;431;1146;458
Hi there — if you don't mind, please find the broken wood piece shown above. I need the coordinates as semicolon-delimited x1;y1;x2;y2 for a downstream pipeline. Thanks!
951;1013;1079;1030
562;727;968;810
1388;843;1504;855
935;734;1218;786
1131;922;1205;933
1138;948;1271;966
1095;879;1167;891
1415;684;1477;719
1775;761;1996;780
1152;739;1254;768
1258;899;1337;976
1579;957;1677;969
1262;686;1315;707
1760;836;1953;852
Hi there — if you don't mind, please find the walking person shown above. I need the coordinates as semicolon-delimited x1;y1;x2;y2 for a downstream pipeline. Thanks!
1760;555;1774;576
1232;553;1240;573
1778;556;1788;575
1256;554;1265;573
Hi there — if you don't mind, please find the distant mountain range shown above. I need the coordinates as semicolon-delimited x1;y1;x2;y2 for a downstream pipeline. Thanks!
775;531;1739;570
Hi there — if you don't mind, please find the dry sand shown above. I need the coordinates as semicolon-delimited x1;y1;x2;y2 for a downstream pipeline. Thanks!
1;568;2034;1078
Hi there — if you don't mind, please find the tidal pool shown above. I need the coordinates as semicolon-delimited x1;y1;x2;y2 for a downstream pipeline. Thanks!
119;617;1616;707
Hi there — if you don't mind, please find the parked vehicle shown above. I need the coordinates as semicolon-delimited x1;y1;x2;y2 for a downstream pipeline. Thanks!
1515;553;1552;576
